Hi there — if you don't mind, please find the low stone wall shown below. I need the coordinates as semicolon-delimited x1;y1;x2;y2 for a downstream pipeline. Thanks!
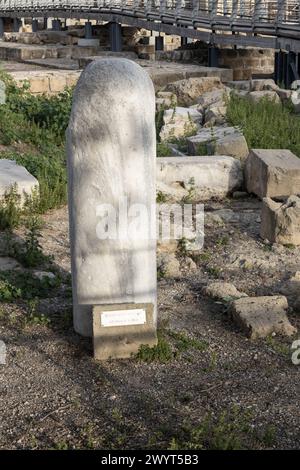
9;61;233;95
10;70;81;94
218;48;275;80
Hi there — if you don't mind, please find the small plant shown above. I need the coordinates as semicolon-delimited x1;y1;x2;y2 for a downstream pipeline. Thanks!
9;215;52;268
25;298;50;327
169;406;254;450
265;335;290;357
0;270;60;301
0;185;22;230
207;266;221;278
157;265;166;280
136;328;208;363
181;177;196;203
168;330;208;354
177;237;188;257
136;330;174;364
157;142;171;157
0;278;21;301
156;191;169;203
216;235;230;246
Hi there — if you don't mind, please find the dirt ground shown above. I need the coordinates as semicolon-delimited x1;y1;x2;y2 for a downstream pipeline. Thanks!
0;197;300;450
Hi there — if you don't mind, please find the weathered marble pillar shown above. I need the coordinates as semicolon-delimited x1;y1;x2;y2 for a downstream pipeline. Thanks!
67;59;157;359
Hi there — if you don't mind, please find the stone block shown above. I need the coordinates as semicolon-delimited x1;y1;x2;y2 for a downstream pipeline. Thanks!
230;296;297;339
0;159;39;203
187;126;249;161
156;156;243;201
260;196;300;245
164;77;223;106
93;303;157;360
245;149;300;199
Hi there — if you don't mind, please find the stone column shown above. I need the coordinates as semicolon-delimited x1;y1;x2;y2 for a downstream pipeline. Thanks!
84;21;93;39
13;18;22;33
67;59;157;359
155;35;164;51
52;19;61;31
32;19;38;33
0;18;4;38
109;22;122;52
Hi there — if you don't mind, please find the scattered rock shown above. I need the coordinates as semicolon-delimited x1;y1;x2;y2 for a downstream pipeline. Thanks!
156;91;177;108
0;257;22;271
33;271;56;281
293;296;300;312
245;149;300;199
230;296;297;339
228;254;276;270
260;196;300;246
197;87;230;109
276;88;292;102
158;253;181;278
248;90;280;104
164;76;223;106
250;79;279;92
183;257;198;274
228;80;251;91
291;89;300;113
159;106;202;142
187;126;249;161
204;282;247;301
204;103;227;126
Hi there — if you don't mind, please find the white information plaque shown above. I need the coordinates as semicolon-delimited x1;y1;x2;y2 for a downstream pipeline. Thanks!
101;308;147;327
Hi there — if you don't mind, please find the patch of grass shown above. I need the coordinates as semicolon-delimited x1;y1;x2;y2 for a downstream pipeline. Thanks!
157;142;171;157
0;270;60;301
192;251;212;264
168;330;208;354
136;328;208;363
259;425;276;447
265;335;290;357
227;93;300;157
136;330;174;364
169;407;253;450
0;71;68;215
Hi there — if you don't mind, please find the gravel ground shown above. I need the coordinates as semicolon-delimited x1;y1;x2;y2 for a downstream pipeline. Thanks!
0;199;300;450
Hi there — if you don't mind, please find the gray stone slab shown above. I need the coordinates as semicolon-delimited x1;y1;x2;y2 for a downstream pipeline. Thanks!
245;149;300;199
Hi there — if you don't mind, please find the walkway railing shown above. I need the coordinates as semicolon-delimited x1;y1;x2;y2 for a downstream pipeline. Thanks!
0;1;300;50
